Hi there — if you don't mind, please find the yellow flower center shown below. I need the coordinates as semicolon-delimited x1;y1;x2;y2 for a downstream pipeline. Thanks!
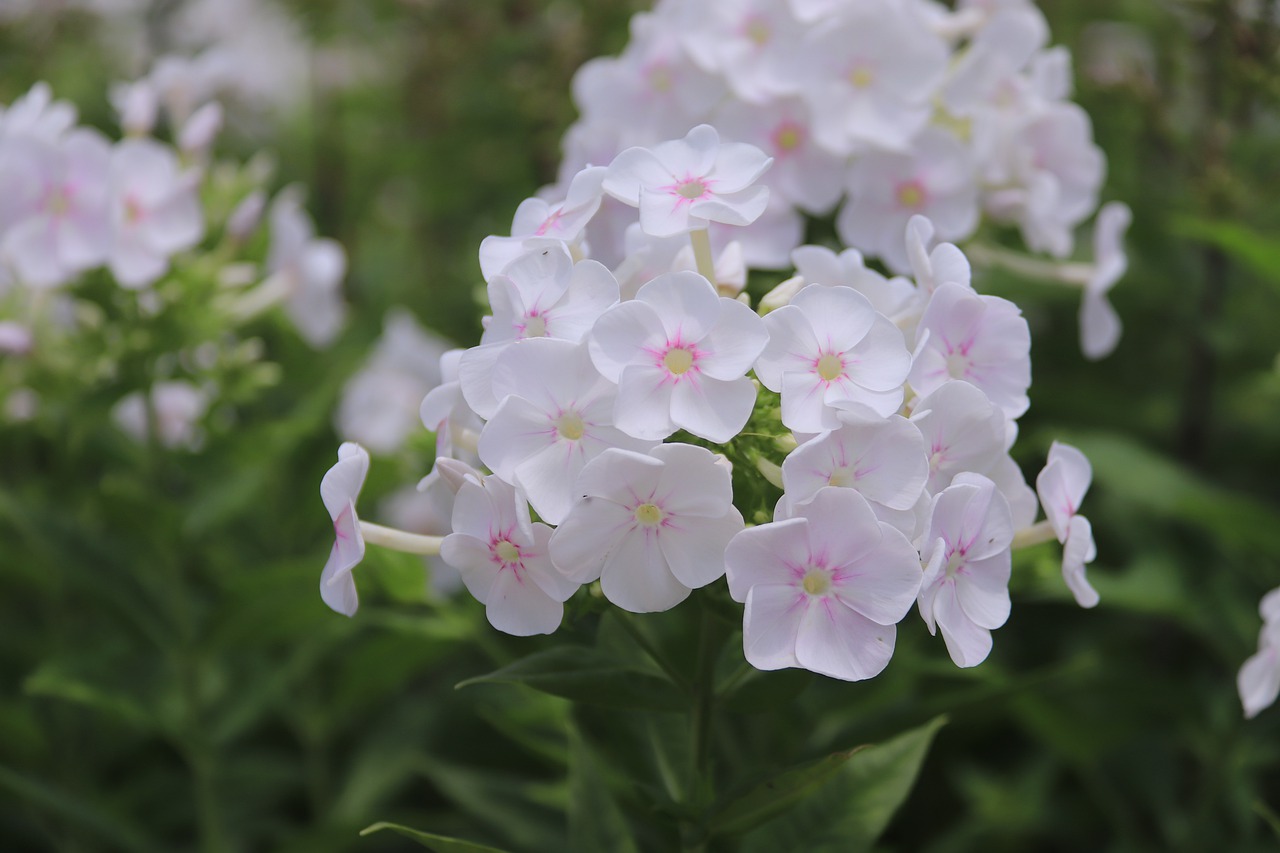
495;540;521;564
897;181;926;210
555;411;585;441
664;346;694;375
801;568;832;596
677;179;707;200
524;315;547;337
849;65;875;89
816;353;844;382
634;503;664;527
745;18;771;46
828;467;855;488
649;65;674;93
945;352;969;379
776;125;802;152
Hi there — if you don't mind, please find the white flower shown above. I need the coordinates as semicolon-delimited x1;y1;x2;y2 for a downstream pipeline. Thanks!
1079;201;1131;361
1034;441;1099;608
713;96;845;215
904;214;972;297
677;0;806;104
1239;587;1280;719
319;442;370;617
756;283;910;432
790;244;918;323
778;405;928;536
911;380;1007;495
419;349;483;464
587;271;768;443
603;124;772;238
723;487;921;681
794;1;949;155
478;165;607;279
0;82;77;142
441;475;578;636
918;473;1014;667
909;282;1031;419
266;185;347;348
460;245;619;419
549;443;744;613
111;381;210;451
107;138;204;288
0;130;112;288
838;128;979;274
478;338;654;525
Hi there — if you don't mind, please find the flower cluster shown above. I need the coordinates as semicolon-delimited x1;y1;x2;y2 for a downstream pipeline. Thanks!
322;122;1103;683
0;76;348;442
551;0;1130;359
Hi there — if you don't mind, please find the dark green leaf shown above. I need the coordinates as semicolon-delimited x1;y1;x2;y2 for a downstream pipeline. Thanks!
0;763;159;852
358;822;511;852
456;647;686;711
740;715;947;852
710;747;866;837
568;725;639;853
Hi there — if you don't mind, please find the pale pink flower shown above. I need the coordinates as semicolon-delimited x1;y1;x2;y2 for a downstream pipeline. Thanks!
550;443;744;613
319;442;370;617
587;271;768;442
724;487;922;681
1035;441;1099;607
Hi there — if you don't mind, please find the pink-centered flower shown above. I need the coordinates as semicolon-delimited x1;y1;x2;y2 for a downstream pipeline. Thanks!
478;338;655;525
756;283;911;432
441;475;578;636
588;271;768;443
602;124;772;238
319;442;370;617
917;473;1014;667
549;443;744;613
1035;441;1099;608
108;138;204;288
724;486;922;681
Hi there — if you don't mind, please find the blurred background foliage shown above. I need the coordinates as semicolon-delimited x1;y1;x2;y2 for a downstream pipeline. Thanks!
0;0;1278;850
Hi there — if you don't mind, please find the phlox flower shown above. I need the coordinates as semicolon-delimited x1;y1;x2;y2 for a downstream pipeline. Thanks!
0;82;77;142
790;244;918;323
319;442;370;617
587;271;768;443
911;380;1007;495
1078;201;1131;361
778;404;928;537
111;380;210;451
918;473;1014;667
572;12;726;143
0;130;111;288
549;443;744;613
794;1;949;155
460;244;619;419
1034;441;1099;607
419;348;483;464
755;283;911;432
441;475;578;636
107;138;204;288
838;128;979;274
723;486;922;681
713;97;844;215
1238;587;1280;719
478;338;655;525
676;0;805;104
266;185;347;347
904;214;971;297
706;193;804;270
909;282;1031;419
478;165;607;279
603;124;772;239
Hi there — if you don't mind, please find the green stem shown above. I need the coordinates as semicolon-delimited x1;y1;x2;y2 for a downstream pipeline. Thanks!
681;604;721;852
689;228;717;283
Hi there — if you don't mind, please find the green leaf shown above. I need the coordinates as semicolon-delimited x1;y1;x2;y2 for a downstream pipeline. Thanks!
568;725;639;853
23;663;155;731
1170;216;1280;291
738;716;947;852
456;647;686;712
0;763;158;852
358;822;511;852
709;747;867;837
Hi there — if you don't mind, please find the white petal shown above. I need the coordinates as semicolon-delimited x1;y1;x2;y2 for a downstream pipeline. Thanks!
1239;645;1280;719
932;581;994;668
742;584;805;671
795;597;897;681
549;497;633;584
724;518;812;603
670;375;756;443
659;506;742;590
485;566;564;636
1062;515;1100;608
599;528;690;613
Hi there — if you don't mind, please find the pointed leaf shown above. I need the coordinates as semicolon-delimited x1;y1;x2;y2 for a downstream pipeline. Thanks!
740;716;947;852
456;647;685;711
709;747;866;837
359;822;511;852
568;725;640;853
